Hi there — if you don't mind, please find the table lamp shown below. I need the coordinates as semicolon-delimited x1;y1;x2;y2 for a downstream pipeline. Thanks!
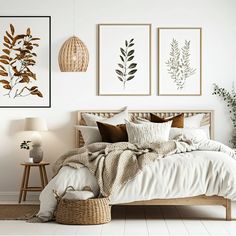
24;117;48;163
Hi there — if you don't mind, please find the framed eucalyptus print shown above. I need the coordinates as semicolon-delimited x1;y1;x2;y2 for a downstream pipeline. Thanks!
0;16;51;108
98;24;151;96
158;28;202;96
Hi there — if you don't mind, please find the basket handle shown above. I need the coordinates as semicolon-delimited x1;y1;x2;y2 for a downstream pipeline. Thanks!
53;186;76;202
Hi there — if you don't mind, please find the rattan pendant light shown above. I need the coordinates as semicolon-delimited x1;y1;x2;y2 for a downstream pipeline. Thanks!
58;36;89;72
58;0;89;72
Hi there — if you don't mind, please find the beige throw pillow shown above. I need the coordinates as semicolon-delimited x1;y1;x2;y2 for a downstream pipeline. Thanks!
125;120;172;145
82;107;128;126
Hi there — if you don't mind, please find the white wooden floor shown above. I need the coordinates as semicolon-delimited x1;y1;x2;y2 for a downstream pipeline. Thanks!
1;202;236;235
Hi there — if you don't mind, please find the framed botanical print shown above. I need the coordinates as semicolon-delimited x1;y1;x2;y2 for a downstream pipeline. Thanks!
98;24;151;96
158;27;202;96
0;16;51;108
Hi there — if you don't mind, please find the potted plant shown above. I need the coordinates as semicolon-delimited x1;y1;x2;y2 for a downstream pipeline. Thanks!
212;83;236;147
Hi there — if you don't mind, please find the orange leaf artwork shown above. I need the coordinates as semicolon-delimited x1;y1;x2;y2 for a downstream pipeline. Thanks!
0;24;43;99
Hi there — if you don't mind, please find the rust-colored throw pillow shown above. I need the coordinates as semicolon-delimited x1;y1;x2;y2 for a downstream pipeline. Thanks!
96;122;128;143
150;113;184;128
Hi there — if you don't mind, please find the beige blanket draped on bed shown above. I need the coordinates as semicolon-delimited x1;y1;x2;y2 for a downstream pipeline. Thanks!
52;140;200;197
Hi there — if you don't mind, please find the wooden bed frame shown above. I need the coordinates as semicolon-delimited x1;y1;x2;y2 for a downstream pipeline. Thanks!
76;109;231;220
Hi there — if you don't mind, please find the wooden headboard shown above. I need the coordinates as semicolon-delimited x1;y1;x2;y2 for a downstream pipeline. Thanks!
76;110;214;148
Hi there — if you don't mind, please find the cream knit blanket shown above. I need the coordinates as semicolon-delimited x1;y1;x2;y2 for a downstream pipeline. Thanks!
52;140;194;197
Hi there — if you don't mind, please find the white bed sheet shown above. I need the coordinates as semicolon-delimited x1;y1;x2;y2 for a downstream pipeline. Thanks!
38;150;236;221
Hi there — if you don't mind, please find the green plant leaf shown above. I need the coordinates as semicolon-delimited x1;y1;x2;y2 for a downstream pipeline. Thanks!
118;77;123;82
127;56;134;61
118;63;124;68
128;69;137;75
127;76;135;81
128;43;134;47
125;40;128;47
120;48;126;56
120;55;124;62
127;50;134;56
130;38;134;43
128;63;137;69
115;69;123;76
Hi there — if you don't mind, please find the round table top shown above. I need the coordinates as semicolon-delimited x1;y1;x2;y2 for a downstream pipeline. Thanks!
21;161;50;166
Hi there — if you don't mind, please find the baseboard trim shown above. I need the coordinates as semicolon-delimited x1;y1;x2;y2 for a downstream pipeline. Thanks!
0;191;40;201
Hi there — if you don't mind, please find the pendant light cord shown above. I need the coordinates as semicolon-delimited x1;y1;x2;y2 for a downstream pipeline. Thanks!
73;0;76;36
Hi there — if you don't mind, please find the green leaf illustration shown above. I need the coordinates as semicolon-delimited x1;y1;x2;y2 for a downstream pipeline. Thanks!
128;63;137;69
127;50;134;56
127;76;135;81
118;63;124;68
127;56;134;61
166;38;196;90
115;39;138;89
128;69;137;75
120;48;126;56
115;69;123;76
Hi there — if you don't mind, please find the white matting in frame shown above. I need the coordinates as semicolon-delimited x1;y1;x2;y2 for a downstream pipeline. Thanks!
98;24;151;96
0;16;51;108
158;27;202;96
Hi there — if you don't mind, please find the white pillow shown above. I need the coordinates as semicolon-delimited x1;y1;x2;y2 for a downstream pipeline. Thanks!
199;125;210;139
82;107;128;126
184;114;204;128
134;114;210;139
169;127;208;141
133;117;150;124
75;126;102;145
125;120;172;145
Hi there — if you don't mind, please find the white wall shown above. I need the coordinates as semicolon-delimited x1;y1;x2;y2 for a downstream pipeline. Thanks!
0;0;236;198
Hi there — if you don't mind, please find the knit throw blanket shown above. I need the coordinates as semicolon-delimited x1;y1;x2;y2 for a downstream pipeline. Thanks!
52;140;198;197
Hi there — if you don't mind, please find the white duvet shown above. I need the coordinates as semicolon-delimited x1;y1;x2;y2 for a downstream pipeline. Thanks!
38;141;236;221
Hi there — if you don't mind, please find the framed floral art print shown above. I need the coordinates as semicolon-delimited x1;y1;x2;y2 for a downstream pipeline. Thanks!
158;27;202;96
0;16;51;108
98;24;151;96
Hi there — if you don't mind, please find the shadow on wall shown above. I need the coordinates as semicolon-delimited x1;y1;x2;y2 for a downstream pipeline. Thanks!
7;119;24;137
41;111;79;162
6;111;78;162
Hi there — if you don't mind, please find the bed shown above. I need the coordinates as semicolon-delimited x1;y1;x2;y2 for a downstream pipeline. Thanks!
38;109;236;221
76;110;232;220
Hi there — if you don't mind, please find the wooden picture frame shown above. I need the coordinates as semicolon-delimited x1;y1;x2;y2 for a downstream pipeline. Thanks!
0;16;51;108
158;27;202;96
98;24;151;96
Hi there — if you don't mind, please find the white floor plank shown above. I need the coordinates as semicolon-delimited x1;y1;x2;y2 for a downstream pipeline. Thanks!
145;206;170;236
124;206;148;236
75;225;102;236
202;220;231;236
0;204;236;236
101;206;125;236
177;206;210;236
160;206;189;236
0;220;56;235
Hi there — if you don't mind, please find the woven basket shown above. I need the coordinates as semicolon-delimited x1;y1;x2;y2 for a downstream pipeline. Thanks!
55;187;111;225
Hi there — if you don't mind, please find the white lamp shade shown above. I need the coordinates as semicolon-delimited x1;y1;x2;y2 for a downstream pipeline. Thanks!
24;117;48;131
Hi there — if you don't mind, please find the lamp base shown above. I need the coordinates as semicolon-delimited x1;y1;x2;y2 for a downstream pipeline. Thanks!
30;145;43;163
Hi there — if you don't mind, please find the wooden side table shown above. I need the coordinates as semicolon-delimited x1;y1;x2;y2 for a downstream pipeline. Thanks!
18;162;50;203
